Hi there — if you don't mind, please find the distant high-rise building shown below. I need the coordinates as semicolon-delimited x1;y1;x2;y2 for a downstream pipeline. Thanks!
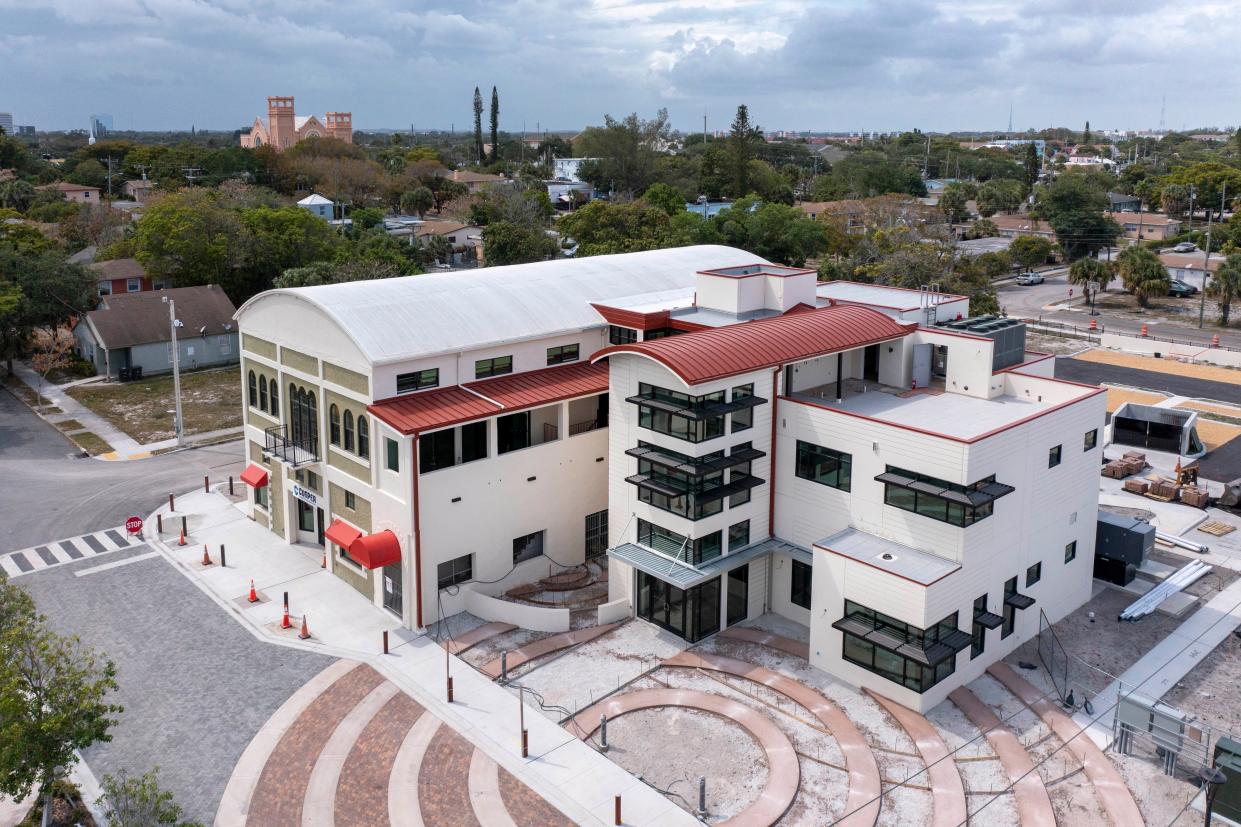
89;113;113;145
0;112;13;134
16;126;35;137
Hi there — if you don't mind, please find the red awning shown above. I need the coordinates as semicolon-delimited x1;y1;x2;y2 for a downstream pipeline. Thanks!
324;519;362;550
240;463;268;488
348;530;402;570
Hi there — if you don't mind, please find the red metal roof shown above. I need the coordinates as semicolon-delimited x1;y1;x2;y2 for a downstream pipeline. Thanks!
349;529;402;569
590;302;672;331
592;304;914;385
325;519;362;550
368;360;609;435
240;463;268;488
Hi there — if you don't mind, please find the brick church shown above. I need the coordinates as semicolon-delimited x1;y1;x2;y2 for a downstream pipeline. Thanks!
240;97;352;150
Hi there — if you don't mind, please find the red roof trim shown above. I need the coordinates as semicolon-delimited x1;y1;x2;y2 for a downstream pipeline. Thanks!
783;384;1106;445
590;303;672;331
592;304;914;386
368;360;609;436
698;264;816;279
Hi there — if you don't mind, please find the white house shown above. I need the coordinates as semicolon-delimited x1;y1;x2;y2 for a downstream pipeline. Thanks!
234;246;1104;712
297;193;334;220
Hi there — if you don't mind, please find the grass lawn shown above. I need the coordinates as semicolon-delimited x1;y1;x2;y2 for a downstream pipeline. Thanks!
4;375;54;408
55;418;85;432
70;431;114;456
66;366;241;444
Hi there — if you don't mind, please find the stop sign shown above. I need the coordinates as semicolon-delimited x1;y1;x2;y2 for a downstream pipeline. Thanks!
125;515;144;535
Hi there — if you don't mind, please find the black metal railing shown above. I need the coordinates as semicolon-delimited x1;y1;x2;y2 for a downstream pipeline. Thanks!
264;424;319;467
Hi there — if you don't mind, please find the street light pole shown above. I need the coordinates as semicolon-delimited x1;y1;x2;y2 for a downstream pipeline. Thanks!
164;296;184;446
1200;182;1225;329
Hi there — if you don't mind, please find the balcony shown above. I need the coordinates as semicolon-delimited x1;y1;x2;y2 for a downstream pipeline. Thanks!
263;424;319;468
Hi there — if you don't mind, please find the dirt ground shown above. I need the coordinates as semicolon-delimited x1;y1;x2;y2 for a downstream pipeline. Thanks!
1024;332;1094;357
1163;630;1241;737
1090;290;1232;331
66;366;240;442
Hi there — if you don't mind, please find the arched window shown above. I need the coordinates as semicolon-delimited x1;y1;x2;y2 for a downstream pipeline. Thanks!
329;404;340;445
289;385;319;456
259;375;268;412
269;382;278;418
357;417;369;459
343;410;355;452
248;371;257;408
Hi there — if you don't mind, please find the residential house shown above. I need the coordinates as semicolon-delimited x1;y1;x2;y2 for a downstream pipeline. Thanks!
123;178;155;202
50;182;100;203
1109;211;1182;242
448;169;511;194
1107;192;1141;212
89;258;158;296
73;285;238;380
297;193;335;220
987;214;1056;240
1159;252;1224;291
233;245;1103;713
552;158;599;182
415;220;481;266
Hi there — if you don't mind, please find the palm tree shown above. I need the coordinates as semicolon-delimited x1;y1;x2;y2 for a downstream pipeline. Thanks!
1209;253;1241;326
1068;256;1112;288
1116;246;1169;308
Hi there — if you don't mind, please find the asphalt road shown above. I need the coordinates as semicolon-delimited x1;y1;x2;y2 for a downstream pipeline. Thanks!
17;545;335;825
996;268;1241;349
1054;358;1241;404
0;385;245;552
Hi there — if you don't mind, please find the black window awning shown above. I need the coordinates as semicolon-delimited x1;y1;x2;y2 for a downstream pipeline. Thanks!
626;444;765;476
626;393;766;420
973;609;1004;630
1005;592;1036;611
625;471;763;502
875;471;1015;507
939;629;973;653
834;614;963;667
624;474;685;498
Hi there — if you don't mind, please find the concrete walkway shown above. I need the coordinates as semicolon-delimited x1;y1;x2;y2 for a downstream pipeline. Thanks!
1072;575;1241;748
716;627;810;660
147;488;694;827
864;689;966;827
8;362;243;460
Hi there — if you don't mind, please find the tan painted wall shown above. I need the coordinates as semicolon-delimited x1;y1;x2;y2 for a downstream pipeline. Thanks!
327;446;371;483
242;359;280;427
333;553;375;599
242;333;277;360
330;483;372;531
281;346;319;376
324;361;369;396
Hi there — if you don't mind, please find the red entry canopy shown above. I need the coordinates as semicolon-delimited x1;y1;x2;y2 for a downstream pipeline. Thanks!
240;463;268;488
348;530;402;570
324;519;363;551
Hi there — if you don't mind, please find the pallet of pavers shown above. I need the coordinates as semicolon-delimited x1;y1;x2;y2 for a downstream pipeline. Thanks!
1180;487;1210;508
1124;478;1150;495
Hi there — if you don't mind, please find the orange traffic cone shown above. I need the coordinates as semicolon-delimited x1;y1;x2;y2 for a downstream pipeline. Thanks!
1212;334;1220;347
248;578;259;603
1089;318;1097;331
178;528;187;546
201;545;212;566
1140;324;1148;337
298;613;311;640
281;604;292;630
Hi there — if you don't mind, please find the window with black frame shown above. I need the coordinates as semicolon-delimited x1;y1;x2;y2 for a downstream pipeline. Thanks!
795;441;852;492
512;530;545;565
879;466;1009;527
836;599;962;693
790;559;812;610
731;384;754;432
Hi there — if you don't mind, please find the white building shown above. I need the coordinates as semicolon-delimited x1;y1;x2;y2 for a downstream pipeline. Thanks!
234;246;1104;712
551;158;598;182
297;193;334;220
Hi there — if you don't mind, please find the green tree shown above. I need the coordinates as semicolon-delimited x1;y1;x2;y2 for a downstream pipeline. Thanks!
400;187;435;218
0;572;122;814
1082;121;1091;145
1116;245;1169;307
574;109;671;195
976;179;1025;216
1160;183;1190;217
727;104;761;197
1008;235;1055;269
938;183;971;224
238;206;341;292
1023;142;1040;187
642;182;685;217
133;189;242;294
0;181;36;212
1032;175;1120;259
973;250;1013;279
1068;256;1112;288
472;87;484;165
964;218;999;239
275;259;404;288
711;197;826;266
488;86;499;164
66;159;108;190
481;221;558;265
558;201;711;257
1208;253;1241;326
100;767;202;827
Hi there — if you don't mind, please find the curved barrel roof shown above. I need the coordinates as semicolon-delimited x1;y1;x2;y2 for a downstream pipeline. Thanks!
235;245;767;366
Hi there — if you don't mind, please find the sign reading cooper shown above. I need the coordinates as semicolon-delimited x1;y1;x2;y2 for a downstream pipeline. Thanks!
291;483;318;507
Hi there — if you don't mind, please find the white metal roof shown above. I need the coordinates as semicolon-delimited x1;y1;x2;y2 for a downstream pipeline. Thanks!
237;245;768;366
815;527;960;585
816;281;965;311
297;194;333;206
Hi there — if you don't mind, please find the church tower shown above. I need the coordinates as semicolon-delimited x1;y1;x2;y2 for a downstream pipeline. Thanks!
326;112;353;144
267;96;296;149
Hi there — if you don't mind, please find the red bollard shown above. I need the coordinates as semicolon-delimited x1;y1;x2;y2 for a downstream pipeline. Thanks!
228;475;234;496
156;513;163;534
168;492;175;512
614;795;622;826
204;475;209;493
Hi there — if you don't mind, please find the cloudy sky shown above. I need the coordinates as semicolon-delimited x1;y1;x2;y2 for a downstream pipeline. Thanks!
2;0;1237;135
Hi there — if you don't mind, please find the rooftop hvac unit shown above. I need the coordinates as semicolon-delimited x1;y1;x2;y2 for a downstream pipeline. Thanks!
935;316;1027;371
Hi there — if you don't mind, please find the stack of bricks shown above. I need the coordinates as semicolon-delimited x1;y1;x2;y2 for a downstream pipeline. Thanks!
1103;461;1130;479
1149;480;1179;500
1124;479;1151;495
1180;487;1210;508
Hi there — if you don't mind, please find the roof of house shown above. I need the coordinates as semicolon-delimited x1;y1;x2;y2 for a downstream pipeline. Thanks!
987;214;1054;233
297;193;333;206
88;258;145;281
237;245;768;366
414;220;473;237
369;360;608;435
52;182;99;193
1159;252;1224;271
1109;211;1181;227
593;303;913;385
81;285;237;350
450;170;507;184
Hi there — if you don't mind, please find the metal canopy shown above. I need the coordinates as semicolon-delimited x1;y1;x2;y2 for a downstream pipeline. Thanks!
607;537;797;590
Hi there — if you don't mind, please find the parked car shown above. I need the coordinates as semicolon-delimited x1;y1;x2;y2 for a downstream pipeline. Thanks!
1015;272;1045;285
1168;279;1198;298
1172;242;1198;253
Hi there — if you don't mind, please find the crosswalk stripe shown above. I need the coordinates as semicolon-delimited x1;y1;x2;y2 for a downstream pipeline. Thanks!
105;530;130;548
11;552;32;572
82;535;108;554
59;540;83;560
34;546;57;565
2;527;139;577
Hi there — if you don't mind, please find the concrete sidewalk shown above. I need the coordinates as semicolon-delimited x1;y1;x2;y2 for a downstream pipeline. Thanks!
145;488;692;827
9;362;243;460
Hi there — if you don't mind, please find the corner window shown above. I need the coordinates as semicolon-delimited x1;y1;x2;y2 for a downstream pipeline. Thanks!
1048;445;1062;468
1064;541;1077;563
547;344;580;365
608;325;637;345
438;554;473;589
396;369;438;394
385;438;399;472
1026;562;1042;587
790;559;812;610
1084;429;1098;451
731;384;754;432
728;520;750;552
475;355;512;379
513;530;545;565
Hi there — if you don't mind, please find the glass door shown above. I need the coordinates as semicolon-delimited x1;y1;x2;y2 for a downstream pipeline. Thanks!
383;559;403;616
727;565;749;626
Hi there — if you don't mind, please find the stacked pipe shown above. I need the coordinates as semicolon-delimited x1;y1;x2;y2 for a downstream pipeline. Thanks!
1119;560;1212;621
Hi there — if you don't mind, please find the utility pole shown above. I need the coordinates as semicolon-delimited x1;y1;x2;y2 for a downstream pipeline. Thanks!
163;296;184;447
182;166;202;186
1200;183;1224;328
103;156;118;199
1188;186;1196;237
